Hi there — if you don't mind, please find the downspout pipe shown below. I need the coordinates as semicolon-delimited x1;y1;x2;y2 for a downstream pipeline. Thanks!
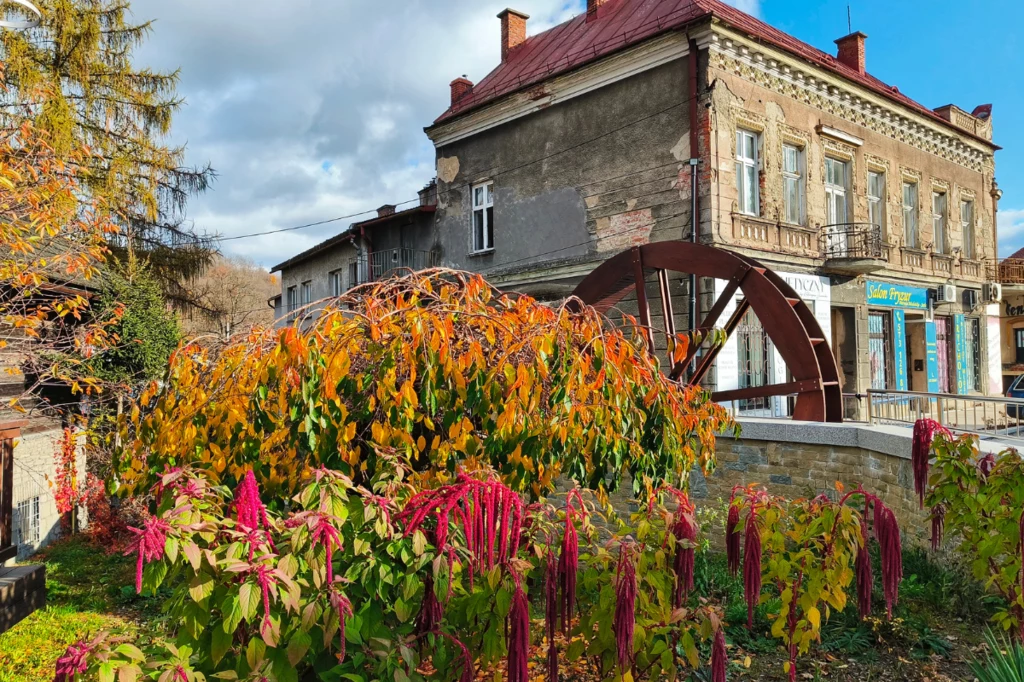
688;38;701;376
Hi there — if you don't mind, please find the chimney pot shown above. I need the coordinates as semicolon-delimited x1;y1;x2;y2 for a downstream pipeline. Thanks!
834;31;867;74
450;76;473;106
587;0;609;21
497;8;529;62
377;204;396;218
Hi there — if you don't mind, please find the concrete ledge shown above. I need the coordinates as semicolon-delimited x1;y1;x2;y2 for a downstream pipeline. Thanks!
0;564;45;634
732;418;1011;460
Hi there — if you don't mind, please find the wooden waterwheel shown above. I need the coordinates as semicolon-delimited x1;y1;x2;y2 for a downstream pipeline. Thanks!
570;242;843;422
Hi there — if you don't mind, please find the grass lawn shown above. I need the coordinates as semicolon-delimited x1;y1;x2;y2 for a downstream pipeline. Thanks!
0;536;161;682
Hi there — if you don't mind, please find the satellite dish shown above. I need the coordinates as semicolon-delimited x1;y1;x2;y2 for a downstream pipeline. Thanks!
0;0;41;29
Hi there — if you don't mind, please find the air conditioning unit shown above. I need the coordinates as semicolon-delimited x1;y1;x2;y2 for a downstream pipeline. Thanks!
963;289;978;309
983;281;1003;303
935;283;957;303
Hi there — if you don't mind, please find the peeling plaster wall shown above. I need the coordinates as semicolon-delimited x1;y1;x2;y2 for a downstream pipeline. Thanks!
706;33;997;284
431;58;696;296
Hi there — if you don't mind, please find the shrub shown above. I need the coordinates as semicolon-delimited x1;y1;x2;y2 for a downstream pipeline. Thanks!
115;271;733;499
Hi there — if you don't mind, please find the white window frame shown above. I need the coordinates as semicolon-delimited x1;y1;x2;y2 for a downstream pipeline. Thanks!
903;181;919;249
471;181;494;253
286;286;298;313
300;280;312;306
868;170;886;237
14;496;40;547
735;129;760;216
781;143;804;226
329;270;343;297
933;191;948;254
824;157;849;225
961;199;975;260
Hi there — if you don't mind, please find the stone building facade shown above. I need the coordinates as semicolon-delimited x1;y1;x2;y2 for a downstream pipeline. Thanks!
423;0;1000;415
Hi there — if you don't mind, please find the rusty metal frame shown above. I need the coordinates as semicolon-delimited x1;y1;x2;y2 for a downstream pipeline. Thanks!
571;242;842;423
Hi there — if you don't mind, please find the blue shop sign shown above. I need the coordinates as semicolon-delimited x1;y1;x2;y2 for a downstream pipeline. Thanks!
865;281;929;310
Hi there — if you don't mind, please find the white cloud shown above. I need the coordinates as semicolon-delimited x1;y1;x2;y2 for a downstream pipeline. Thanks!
999;208;1024;257
129;0;760;267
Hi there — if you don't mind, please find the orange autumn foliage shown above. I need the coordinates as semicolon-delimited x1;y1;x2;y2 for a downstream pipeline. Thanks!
117;270;733;497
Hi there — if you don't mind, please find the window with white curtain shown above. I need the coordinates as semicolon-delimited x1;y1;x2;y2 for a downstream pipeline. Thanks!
782;144;804;225
961;199;975;259
933;191;948;254
735;129;759;216
868;170;886;237
903;181;919;248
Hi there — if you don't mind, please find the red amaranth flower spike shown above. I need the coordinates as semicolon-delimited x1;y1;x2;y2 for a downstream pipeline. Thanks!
234;469;276;552
873;500;903;619
125;516;171;593
671;497;697;608
726;501;741;577
330;588;353;662
931;504;945;551
912;419;948;508
855;499;873;619
559;491;585;633
416;571;443;636
742;508;762;630
436;632;474;682
507;577;530;682
613;544;637;672
54;638;94;682
711;628;727;682
545;548;559;682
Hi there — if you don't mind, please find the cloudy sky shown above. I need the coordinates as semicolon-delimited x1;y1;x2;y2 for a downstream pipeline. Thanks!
129;0;1021;267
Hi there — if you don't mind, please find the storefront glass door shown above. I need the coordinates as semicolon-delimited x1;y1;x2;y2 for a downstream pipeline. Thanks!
868;312;890;390
935;316;952;393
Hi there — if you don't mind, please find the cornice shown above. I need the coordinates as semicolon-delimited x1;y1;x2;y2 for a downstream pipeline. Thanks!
706;27;994;174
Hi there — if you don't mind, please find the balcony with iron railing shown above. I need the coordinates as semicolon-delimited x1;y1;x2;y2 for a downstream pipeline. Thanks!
818;223;887;274
354;248;439;286
986;259;1024;288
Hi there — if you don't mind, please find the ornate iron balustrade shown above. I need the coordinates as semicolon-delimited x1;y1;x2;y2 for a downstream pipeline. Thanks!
986;259;1024;285
819;223;884;260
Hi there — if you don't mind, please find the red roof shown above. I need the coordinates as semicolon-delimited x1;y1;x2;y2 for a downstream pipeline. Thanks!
433;0;996;148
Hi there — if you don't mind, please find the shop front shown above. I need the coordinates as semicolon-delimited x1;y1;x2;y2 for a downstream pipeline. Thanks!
863;280;986;396
714;270;831;417
999;293;1024;391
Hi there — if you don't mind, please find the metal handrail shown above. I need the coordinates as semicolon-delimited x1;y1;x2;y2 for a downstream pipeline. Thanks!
866;389;1024;441
819;223;884;260
986;258;1024;285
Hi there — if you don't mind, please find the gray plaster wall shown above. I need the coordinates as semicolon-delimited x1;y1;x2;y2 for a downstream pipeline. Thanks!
276;240;360;321
432;58;694;290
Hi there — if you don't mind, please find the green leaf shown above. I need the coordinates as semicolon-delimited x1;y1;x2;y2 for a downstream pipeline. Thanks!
393;669;410;682
394;598;413;623
211;624;232;665
222;593;243;633
287;629;312;666
566;639;586;662
114;644;144;662
189;572;215;603
240;582;261;623
117;664;141;682
246;637;266;670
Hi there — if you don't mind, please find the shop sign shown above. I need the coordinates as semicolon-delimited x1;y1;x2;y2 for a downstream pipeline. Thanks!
893;310;908;391
866;281;929;310
925;321;940;393
954;314;968;395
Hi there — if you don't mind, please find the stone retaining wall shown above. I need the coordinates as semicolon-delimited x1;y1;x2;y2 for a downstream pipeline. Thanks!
692;420;935;539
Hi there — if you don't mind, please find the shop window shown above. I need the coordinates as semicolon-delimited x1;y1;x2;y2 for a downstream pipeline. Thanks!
935;316;955;393
868;312;891;390
1015;328;1024;364
967;318;981;392
737;308;772;412
735;129;760;216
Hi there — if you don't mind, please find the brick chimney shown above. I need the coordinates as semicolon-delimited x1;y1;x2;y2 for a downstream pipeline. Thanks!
498;9;529;62
450;76;473;106
587;0;609;22
377;204;396;218
835;31;867;74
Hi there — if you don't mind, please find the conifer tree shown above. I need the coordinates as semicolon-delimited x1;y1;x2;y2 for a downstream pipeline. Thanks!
0;0;216;304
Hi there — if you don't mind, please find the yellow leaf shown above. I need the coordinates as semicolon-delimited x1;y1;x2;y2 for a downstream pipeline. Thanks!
807;606;821;630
